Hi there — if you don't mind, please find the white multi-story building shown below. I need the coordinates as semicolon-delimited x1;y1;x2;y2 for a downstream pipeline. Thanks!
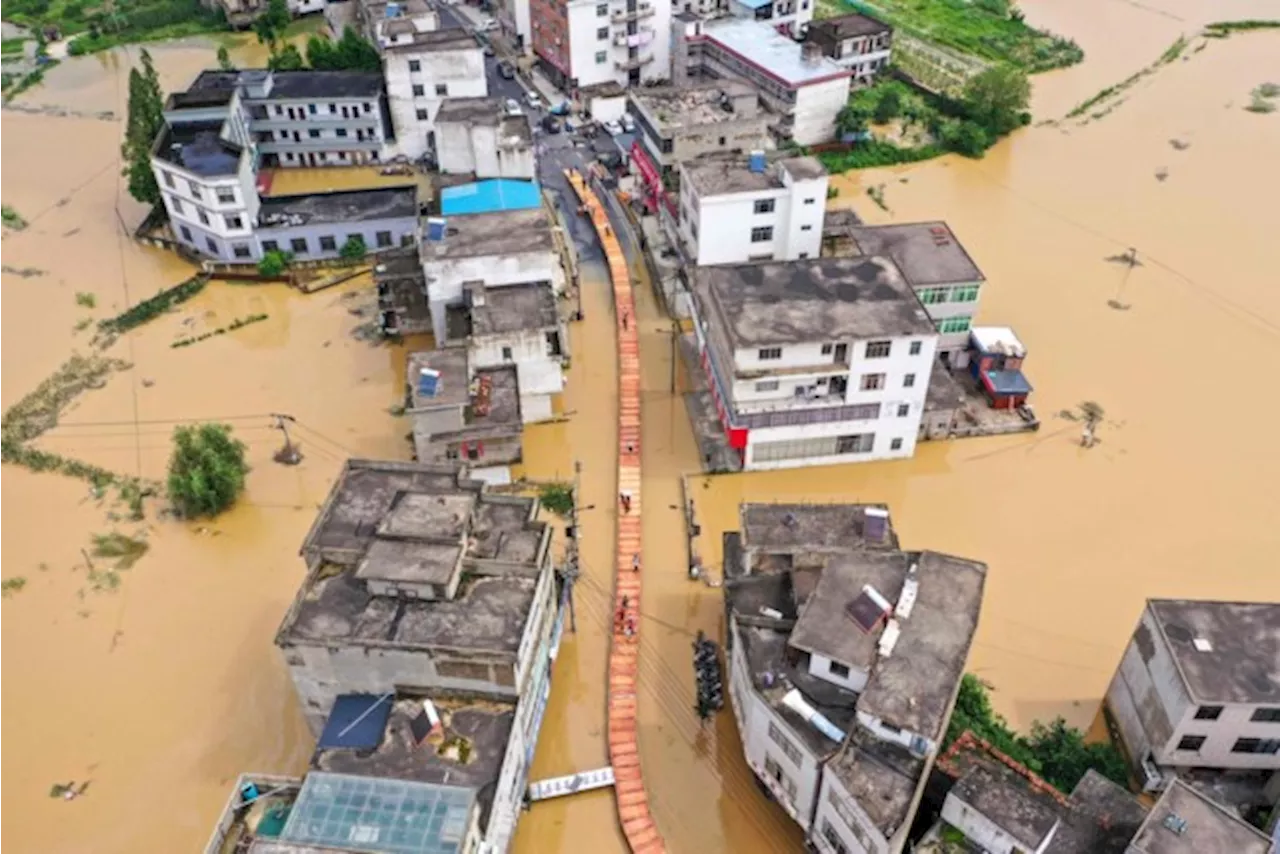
723;503;987;852
678;153;827;265
1106;599;1280;793
674;16;851;144
531;0;672;92
725;0;815;37
379;28;489;161
691;257;939;470
435;98;535;179
804;12;892;86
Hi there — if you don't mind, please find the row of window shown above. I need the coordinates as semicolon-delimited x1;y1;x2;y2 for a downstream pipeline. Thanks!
261;231;397;255
273;127;378;142
170;195;244;231
936;316;973;335
1175;734;1280;755
751;432;903;463
177;225;253;259
917;284;980;305
1193;705;1280;723
768;721;803;766
160;171;237;205
411;83;451;97
757;340;924;362
271;101;374;119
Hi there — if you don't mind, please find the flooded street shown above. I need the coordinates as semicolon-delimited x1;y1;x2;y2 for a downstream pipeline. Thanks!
3;4;1280;852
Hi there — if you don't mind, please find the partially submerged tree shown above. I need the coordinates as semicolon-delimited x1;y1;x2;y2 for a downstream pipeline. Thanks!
306;28;381;72
166;423;249;518
216;44;235;71
253;0;292;49
268;42;305;71
339;235;367;259
961;64;1031;136
120;49;165;206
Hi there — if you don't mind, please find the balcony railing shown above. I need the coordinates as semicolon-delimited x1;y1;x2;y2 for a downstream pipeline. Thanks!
614;53;654;71
610;5;654;23
613;27;654;46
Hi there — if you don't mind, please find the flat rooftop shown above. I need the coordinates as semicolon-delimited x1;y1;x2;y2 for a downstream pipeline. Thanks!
1147;599;1280;705
436;96;505;125
470;282;558;337
826;733;923;838
682;154;824;196
808;12;892;39
847;222;984;287
630;81;761;131
696;257;938;346
1129;779;1272;854
740;503;899;552
154;121;243;177
1049;769;1149;854
858;550;986;739
702;18;851;87
384;28;478;53
266;70;384;100
409;348;472;410
788;550;910;669
354;490;477;588
313;695;515;798
421;207;554;261
952;762;1066;851
258;186;418;227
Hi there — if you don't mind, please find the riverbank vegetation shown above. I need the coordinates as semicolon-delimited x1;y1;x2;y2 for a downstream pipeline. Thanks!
947;675;1128;793
2;205;29;229
171;313;269;348
166;423;249;518
3;0;225;55
820;68;1030;170
823;0;1082;73
1065;36;1186;120
98;274;207;335
1246;82;1279;114
538;482;575;517
121;49;164;206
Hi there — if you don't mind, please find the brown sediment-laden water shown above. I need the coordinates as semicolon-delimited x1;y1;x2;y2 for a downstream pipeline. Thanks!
3;3;1280;850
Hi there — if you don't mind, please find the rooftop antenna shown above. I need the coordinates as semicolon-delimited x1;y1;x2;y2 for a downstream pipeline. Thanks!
271;413;303;465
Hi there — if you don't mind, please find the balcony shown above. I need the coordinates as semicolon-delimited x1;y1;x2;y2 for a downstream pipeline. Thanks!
610;5;655;23
613;26;655;46
614;53;655;71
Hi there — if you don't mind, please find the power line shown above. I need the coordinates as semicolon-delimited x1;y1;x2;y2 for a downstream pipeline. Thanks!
55;414;278;428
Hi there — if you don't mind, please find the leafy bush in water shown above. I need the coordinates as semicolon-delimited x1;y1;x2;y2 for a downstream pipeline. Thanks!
339;235;367;259
166;423;249;518
538;482;575;517
257;250;292;276
99;274;206;333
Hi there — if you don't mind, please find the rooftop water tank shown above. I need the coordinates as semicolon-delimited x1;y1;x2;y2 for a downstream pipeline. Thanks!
748;150;766;173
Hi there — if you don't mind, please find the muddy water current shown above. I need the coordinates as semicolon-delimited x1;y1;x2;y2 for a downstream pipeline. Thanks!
3;6;1280;853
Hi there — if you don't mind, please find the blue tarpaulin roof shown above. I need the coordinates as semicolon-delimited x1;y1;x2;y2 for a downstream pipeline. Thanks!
440;180;542;215
984;369;1033;396
317;693;393;750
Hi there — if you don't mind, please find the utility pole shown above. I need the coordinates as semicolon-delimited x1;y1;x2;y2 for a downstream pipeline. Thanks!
669;321;678;395
563;460;583;633
271;413;303;465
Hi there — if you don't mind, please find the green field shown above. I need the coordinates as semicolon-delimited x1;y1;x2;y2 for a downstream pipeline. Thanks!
820;0;1083;73
3;0;226;53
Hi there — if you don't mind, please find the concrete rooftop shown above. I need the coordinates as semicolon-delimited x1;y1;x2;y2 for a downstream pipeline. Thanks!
469;282;558;337
1147;599;1280;705
702;18;851;87
630;81;761;131
826;732;923;837
740;503;899;553
1048;769;1149;854
436;96;506;126
696;257;938;348
952;762;1066;851
807;12;892;40
846;222;984;287
682;154;824;196
409;349;472;410
1128;779;1272;854
154;121;243;177
421;207;554;261
788;549;910;670
258;186;418;227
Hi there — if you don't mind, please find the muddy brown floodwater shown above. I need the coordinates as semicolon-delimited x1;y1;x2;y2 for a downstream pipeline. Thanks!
3;4;1279;852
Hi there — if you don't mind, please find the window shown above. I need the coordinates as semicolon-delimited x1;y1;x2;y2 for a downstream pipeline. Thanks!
162;171;175;188
232;244;251;259
319;235;337;251
718;136;726;145
800;224;812;231
206;238;219;255
363;102;371;113
328;102;337;113
763;756;797;802
860;373;885;391
918;286;949;305
758;347;782;360
903;373;916;388
595;51;607;63
347;234;361;247
890;437;903;451
179;225;193;242
336;128;348;138
1194;706;1224;721
376;230;393;247
197;209;210;226
864;340;891;359
597;26;608;38
1232;738;1280;755
216;188;236;204
897;403;910;417
803;197;815;205
953;285;980;302
768;722;803;765
501;346;513;361
169;195;184;214
822;820;850;854
937;316;972;334
412;84;425;97
308;103;317;114
188;180;202;198
290;237;308;254
753;199;775;214
596;2;608;14
435;83;448;96
225;215;243;230
837;433;875;454
308;129;321;139
756;380;780;392
909;340;922;356
750;226;773;242
1251;708;1280;723
408;59;421;72
828;660;850;679
261;240;279;252
416;108;429;120
1177;735;1206;752
274;105;283;116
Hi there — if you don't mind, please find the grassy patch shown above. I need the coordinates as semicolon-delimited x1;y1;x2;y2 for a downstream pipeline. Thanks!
75;291;97;308
827;0;1082;72
6;0;226;46
0;58;59;102
171;313;269;348
91;531;150;570
1;37;30;55
1065;36;1187;120
68;17;224;56
1246;82;1279;113
1203;19;1280;38
2;205;29;230
2;577;28;597
98;274;207;335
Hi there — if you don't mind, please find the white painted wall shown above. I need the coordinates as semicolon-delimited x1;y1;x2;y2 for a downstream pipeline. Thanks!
792;75;851;144
813;769;891;854
808;653;868;693
438;120;535;178
567;0;671;88
567;0;612;87
385;48;488;160
153;154;258;260
681;171;827;265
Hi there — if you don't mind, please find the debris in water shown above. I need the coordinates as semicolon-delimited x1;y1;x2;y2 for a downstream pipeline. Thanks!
1107;300;1132;311
2;264;45;277
1154;167;1169;182
1104;251;1143;267
1168;138;1190;150
141;378;155;387
49;781;91;800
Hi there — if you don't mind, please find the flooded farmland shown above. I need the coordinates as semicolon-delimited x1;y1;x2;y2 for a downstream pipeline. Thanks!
4;3;1280;852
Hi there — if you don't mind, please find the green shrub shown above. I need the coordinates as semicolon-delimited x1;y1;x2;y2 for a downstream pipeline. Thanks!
165;423;249;518
257;250;291;276
339;235;367;259
538;482;575;517
99;275;206;334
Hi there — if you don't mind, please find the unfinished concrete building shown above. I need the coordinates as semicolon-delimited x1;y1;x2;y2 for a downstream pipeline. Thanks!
722;503;987;852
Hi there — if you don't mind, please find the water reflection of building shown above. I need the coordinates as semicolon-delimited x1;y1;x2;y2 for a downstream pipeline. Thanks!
205;460;567;854
721;504;987;852
1105;599;1280;803
689;257;940;470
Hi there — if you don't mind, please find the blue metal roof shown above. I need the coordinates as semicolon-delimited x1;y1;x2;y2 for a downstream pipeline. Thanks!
985;369;1033;396
734;0;774;9
317;693;393;750
440;180;542;216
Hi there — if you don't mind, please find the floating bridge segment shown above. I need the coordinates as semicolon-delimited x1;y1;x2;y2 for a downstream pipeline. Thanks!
563;168;667;854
